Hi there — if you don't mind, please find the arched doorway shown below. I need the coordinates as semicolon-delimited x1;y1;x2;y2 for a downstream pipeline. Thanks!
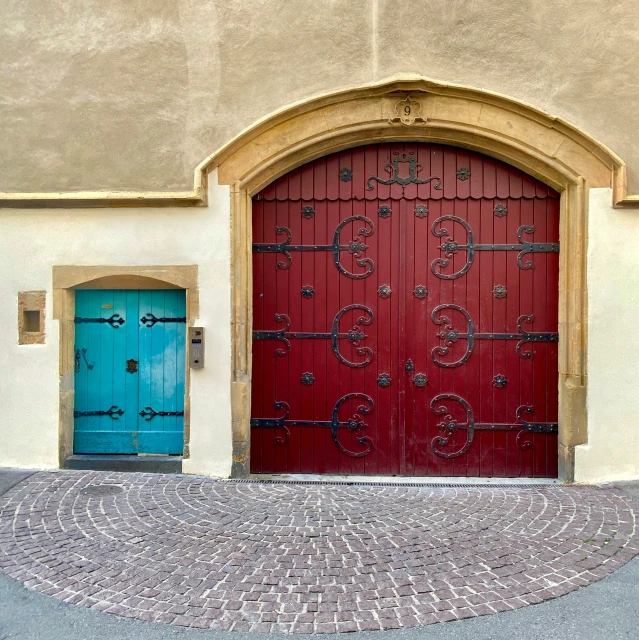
250;143;559;477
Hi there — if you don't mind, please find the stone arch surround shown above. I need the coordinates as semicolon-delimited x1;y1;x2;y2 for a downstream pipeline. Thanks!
201;77;632;481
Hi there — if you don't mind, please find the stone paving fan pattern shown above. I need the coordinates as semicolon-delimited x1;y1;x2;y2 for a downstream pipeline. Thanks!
0;472;637;633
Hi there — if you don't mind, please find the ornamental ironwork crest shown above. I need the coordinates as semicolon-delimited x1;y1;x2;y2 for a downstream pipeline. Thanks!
367;151;442;191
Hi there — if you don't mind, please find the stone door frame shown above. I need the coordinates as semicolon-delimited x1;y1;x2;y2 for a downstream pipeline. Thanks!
203;77;629;481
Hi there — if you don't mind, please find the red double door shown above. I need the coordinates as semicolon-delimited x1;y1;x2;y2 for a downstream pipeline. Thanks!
251;143;559;477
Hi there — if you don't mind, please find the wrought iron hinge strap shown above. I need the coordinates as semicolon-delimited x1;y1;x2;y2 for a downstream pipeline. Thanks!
431;394;557;459
252;216;375;279
252;304;373;367
432;215;559;279
140;314;187;328
250;393;373;458
74;406;124;419
139;407;185;421
432;304;558;367
74;314;124;328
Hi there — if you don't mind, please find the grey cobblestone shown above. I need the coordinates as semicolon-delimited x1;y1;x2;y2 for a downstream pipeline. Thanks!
0;471;637;633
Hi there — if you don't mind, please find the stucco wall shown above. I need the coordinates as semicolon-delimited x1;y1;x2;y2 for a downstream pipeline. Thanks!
0;172;232;477
575;188;639;483
1;0;639;194
0;181;637;481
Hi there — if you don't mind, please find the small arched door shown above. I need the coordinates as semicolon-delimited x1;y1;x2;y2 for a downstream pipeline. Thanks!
250;143;559;477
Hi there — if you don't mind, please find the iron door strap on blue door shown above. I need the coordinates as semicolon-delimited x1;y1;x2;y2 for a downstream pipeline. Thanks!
73;289;186;455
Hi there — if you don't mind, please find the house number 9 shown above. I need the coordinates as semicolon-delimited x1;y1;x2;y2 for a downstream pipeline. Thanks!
404;106;411;115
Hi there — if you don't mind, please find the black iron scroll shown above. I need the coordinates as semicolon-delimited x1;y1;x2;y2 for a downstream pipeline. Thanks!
430;394;558;459
431;304;558;367
250;393;374;457
253;304;374;367
431;216;559;279
252;215;374;279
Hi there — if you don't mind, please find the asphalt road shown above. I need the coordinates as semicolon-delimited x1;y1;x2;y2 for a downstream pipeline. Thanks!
0;469;637;640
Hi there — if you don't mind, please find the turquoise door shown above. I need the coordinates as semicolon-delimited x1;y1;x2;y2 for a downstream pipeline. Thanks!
73;290;186;454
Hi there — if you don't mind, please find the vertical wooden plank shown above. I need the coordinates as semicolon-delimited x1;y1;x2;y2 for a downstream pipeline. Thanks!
124;291;139;444
111;290;128;439
162;290;179;440
176;291;186;451
138;290;153;451
73;291;89;444
99;291;115;439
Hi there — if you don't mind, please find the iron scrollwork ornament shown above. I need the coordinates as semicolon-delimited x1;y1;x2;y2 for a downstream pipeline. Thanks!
367;151;442;191
431;304;559;367
252;215;375;279
253;304;374;367
377;373;391;387
74;405;124;420
74;313;125;328
250;393;374;457
431;215;559;279
430;394;558;459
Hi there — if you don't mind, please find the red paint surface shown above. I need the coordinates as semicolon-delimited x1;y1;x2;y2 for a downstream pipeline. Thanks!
251;143;559;477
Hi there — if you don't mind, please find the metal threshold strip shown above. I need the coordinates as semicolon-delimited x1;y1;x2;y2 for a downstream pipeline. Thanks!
222;474;564;488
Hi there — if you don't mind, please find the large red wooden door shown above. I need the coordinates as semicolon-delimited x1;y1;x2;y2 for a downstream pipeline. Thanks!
251;143;559;477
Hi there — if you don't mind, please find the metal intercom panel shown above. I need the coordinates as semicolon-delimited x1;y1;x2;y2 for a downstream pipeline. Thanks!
189;327;204;368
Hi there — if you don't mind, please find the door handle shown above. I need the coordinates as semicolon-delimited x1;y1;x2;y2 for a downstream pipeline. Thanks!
74;348;95;372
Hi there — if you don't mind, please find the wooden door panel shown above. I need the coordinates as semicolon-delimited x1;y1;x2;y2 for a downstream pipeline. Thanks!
251;143;559;477
74;289;185;455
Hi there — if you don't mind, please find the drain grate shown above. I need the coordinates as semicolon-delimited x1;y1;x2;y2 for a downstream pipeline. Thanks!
219;478;559;489
79;484;124;497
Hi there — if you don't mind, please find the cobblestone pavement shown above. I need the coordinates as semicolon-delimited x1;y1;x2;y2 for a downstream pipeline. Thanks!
0;472;637;634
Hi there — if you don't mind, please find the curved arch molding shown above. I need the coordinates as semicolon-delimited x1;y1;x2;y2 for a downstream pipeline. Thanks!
204;77;611;482
1;75;637;208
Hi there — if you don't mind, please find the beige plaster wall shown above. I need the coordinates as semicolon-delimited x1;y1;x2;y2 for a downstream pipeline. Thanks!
575;188;639;483
1;0;638;194
1;178;638;481
0;171;232;476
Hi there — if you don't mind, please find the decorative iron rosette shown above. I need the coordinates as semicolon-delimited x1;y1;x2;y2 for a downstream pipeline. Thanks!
494;203;508;217
493;285;507;299
339;168;353;182
301;285;315;298
414;285;428;299
413;374;428;387
414;205;429;218
378;205;392;218
301;372;314;385
378;284;391;298
301;206;315;219
493;374;507;388
456;167;471;181
377;373;391;387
